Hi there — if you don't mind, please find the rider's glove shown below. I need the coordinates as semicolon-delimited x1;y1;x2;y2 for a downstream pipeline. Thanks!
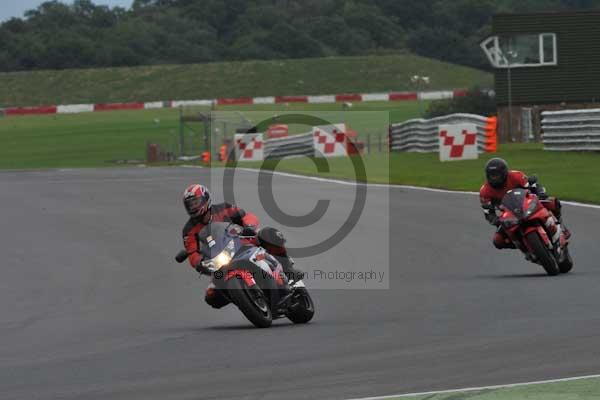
527;175;538;186
482;204;499;226
195;263;211;276
528;175;549;199
240;226;257;237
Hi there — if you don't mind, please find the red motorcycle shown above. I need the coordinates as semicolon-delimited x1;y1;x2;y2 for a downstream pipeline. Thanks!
498;188;573;276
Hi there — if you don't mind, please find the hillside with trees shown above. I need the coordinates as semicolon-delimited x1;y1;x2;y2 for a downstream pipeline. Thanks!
1;0;599;72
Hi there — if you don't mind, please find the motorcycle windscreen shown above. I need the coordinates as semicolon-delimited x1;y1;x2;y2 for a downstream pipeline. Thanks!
501;189;527;218
198;222;242;259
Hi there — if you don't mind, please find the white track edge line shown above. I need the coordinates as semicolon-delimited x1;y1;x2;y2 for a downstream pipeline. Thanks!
344;373;600;400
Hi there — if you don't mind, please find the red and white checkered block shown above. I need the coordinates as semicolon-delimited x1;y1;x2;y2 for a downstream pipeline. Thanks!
234;133;264;161
438;123;479;162
313;124;348;157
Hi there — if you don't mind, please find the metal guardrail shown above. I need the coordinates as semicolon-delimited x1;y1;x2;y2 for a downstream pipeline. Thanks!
264;133;314;159
542;108;600;151
389;114;497;153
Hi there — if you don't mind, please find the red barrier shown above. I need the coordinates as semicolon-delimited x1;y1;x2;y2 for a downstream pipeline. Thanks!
484;116;498;153
94;103;144;111
147;143;159;163
335;94;363;102
267;124;289;139
275;96;308;103
217;97;253;106
389;92;418;101
4;89;470;117
6;106;57;116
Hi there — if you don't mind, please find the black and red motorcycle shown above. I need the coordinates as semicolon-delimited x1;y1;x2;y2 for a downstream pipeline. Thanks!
176;222;315;328
498;188;573;276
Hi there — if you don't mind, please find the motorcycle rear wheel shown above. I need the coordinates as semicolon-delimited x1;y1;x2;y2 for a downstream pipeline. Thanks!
227;277;272;328
558;246;574;274
287;288;315;324
525;231;560;276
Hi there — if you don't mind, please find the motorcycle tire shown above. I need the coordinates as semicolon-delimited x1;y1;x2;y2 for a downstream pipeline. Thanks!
525;231;560;276
286;288;315;324
227;277;272;328
558;246;574;274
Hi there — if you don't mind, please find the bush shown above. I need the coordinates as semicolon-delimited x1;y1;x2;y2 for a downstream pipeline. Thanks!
425;87;496;118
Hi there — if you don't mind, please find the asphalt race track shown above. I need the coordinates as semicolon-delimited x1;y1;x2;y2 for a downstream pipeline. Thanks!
1;167;600;400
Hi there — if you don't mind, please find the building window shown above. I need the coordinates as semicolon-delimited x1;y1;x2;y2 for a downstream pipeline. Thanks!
480;33;557;68
541;33;557;64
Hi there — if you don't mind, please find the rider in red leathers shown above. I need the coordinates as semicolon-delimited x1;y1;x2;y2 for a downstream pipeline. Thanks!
480;158;569;249
181;184;302;308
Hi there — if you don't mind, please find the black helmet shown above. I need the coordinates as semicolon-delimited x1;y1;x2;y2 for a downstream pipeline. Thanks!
485;158;509;189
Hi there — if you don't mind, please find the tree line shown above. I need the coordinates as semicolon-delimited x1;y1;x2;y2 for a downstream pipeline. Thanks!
0;0;598;72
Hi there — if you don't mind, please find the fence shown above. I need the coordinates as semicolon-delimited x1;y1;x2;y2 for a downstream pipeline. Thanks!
389;114;497;153
542;108;600;151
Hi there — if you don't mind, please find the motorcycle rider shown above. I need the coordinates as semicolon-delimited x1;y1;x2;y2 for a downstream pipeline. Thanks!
480;158;569;250
182;184;303;308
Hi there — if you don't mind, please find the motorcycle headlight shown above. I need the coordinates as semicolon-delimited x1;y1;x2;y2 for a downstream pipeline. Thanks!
203;240;235;270
213;250;233;269
525;198;539;217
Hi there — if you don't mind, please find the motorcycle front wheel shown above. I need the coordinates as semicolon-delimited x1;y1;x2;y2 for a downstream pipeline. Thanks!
227;277;272;328
525;231;560;276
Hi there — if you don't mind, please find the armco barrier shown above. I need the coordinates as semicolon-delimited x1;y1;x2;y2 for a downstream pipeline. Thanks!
2;89;472;117
94;102;144;111
542;108;600;151
264;133;314;159
57;104;95;114
389;114;497;153
6;105;58;116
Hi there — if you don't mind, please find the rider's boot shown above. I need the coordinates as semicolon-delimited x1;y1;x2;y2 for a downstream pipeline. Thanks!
205;285;230;309
494;229;516;249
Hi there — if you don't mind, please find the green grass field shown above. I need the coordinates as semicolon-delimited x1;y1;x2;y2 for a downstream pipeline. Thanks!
395;377;600;399
0;108;182;169
240;143;600;204
0;100;426;169
0;54;491;107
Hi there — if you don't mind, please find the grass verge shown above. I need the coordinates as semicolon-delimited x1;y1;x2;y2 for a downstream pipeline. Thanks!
390;376;600;399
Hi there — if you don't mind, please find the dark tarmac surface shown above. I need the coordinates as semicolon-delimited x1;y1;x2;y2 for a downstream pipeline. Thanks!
1;167;599;400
